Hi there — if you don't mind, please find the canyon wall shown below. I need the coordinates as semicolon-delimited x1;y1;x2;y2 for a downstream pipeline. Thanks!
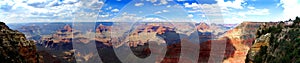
246;20;300;63
0;22;42;63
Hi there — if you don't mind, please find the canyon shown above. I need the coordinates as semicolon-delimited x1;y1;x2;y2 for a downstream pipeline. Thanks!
5;22;265;63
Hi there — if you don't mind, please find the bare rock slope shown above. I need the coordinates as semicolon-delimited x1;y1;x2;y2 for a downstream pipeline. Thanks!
0;22;42;63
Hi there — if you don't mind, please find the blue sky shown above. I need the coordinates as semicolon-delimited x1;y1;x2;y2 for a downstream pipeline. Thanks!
0;0;300;24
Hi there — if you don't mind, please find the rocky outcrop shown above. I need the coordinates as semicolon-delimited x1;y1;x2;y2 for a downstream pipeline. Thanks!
246;33;271;63
246;19;300;63
195;22;233;37
196;22;210;31
223;22;263;63
0;22;42;63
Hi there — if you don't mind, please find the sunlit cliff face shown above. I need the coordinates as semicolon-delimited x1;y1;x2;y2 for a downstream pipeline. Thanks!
156;26;167;35
197;22;210;31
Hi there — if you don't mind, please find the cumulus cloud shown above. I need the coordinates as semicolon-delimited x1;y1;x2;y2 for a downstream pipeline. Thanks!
135;3;144;6
160;0;168;5
184;3;199;9
279;0;300;19
111;9;120;12
247;6;255;9
162;10;169;12
111;12;142;22
166;5;171;8
187;14;193;18
154;10;169;14
183;0;273;24
99;14;110;18
216;0;246;9
201;14;206;17
223;17;243;24
184;3;224;18
146;0;169;5
142;17;166;22
26;0;50;4
105;7;112;10
154;11;162;14
238;9;270;16
0;0;105;23
148;0;157;3
184;0;246;10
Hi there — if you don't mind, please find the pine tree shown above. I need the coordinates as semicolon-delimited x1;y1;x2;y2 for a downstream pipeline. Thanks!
294;16;300;23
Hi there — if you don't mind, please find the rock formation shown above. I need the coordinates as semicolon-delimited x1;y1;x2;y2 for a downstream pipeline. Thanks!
0;22;42;63
222;22;262;63
246;19;300;63
196;22;210;31
196;22;230;37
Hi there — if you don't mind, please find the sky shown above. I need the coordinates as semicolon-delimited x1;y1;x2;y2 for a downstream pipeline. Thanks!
0;0;300;24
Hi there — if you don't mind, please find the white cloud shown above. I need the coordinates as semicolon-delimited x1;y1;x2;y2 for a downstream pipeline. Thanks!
184;3;225;17
160;0;168;5
111;9;119;12
142;18;166;22
216;0;245;9
135;3;144;6
62;0;79;3
26;0;49;4
184;0;246;10
239;9;270;16
166;5;171;8
154;10;169;14
184;3;199;9
77;0;104;9
147;0;157;3
199;4;226;13
162;10;169;12
183;0;274;24
110;12;191;23
201;14;206;17
154;11;162;14
0;0;105;23
187;10;201;13
247;6;255;9
106;7;112;10
146;0;169;5
187;14;193;18
280;0;300;20
223;17;243;24
184;3;227;14
99;14;110;18
111;13;142;22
